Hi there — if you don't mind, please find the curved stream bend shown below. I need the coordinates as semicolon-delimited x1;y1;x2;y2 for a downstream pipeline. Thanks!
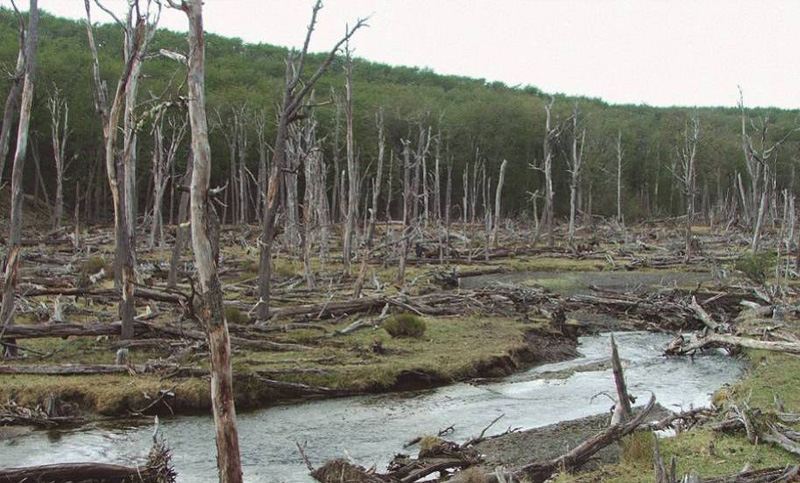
0;332;742;482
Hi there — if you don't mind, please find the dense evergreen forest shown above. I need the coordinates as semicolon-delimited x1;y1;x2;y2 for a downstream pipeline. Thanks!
1;8;799;223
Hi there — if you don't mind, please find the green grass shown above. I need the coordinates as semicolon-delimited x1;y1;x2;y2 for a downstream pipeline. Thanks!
0;315;541;415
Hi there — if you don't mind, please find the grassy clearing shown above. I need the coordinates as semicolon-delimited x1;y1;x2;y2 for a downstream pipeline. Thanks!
0;315;544;416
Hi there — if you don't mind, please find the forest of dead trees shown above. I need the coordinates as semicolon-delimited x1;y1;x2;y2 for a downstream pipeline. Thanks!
3;1;800;482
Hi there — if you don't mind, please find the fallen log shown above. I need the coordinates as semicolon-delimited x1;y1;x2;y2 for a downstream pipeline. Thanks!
0;321;151;340
20;286;188;305
0;438;175;483
689;296;723;332
700;465;799;483
665;333;800;356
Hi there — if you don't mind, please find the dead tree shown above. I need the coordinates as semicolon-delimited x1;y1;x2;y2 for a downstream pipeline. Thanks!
566;103;586;246
84;0;159;340
256;3;366;321
342;44;358;275
0;0;37;358
675;113;699;260
149;111;187;250
531;98;562;246
0;4;25;186
738;88;797;253
492;159;508;247
47;88;70;229
254;109;270;222
616;130;624;224
166;150;192;289
397;140;412;284
172;1;243;481
366;107;385;247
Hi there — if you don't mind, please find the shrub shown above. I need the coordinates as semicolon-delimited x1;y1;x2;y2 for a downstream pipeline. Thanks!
225;306;249;325
383;313;426;338
734;251;776;285
81;255;107;275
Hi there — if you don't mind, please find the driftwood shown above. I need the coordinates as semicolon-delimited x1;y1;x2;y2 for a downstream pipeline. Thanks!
665;333;800;356
700;466;799;483
0;319;308;352
0;439;175;483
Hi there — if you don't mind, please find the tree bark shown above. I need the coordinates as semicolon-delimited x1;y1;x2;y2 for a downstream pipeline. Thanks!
1;0;38;358
180;2;243;481
492;159;508;247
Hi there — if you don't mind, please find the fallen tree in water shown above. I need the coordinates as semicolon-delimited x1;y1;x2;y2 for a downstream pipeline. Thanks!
0;435;175;483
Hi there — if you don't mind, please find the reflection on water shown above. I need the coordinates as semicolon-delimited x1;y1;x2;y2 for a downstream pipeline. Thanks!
0;332;742;482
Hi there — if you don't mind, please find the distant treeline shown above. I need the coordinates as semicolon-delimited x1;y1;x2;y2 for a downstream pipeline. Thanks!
0;8;798;223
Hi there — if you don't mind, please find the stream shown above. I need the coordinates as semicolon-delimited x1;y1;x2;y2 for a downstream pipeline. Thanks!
1;331;743;482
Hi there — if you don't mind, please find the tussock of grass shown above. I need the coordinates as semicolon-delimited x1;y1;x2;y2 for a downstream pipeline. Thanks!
383;313;427;338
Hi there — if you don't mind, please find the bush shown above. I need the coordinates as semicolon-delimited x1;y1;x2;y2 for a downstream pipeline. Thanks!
383;313;426;338
225;306;249;325
734;251;776;285
81;255;107;275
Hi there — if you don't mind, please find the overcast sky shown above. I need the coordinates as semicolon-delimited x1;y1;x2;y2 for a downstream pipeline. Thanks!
5;0;799;109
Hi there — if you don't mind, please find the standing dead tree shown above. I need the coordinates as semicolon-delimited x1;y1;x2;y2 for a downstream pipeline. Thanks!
530;98;564;247
342;44;358;275
256;3;366;321
566;103;586;246
0;3;25;186
149;110;187;250
366;107;385;248
738;88;797;253
492;159;508;247
47;87;70;229
675;113;699;260
0;0;37;358
397;140;412;284
84;0;160;340
170;0;242;481
253;109;271;222
616;130;624;225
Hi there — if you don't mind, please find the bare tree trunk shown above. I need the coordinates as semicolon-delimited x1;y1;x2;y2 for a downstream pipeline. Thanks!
167;150;193;289
567;103;585;246
342;46;358;275
492;159;508;247
398;141;412;284
444;156;452;263
179;2;243;481
680;114;700;260
47;89;69;228
616;130;624;225
366;107;384;247
331;91;342;224
84;0;157;341
1;0;37;358
0;20;25;186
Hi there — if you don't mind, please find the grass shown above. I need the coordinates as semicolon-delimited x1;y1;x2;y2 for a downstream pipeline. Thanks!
0;315;543;416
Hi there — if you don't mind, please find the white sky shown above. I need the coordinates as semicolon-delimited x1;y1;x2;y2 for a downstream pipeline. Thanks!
5;0;800;108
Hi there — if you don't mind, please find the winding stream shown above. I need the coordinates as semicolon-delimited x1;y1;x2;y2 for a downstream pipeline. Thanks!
1;331;743;482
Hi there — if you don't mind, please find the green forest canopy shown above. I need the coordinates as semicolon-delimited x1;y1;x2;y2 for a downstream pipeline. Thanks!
1;8;799;221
